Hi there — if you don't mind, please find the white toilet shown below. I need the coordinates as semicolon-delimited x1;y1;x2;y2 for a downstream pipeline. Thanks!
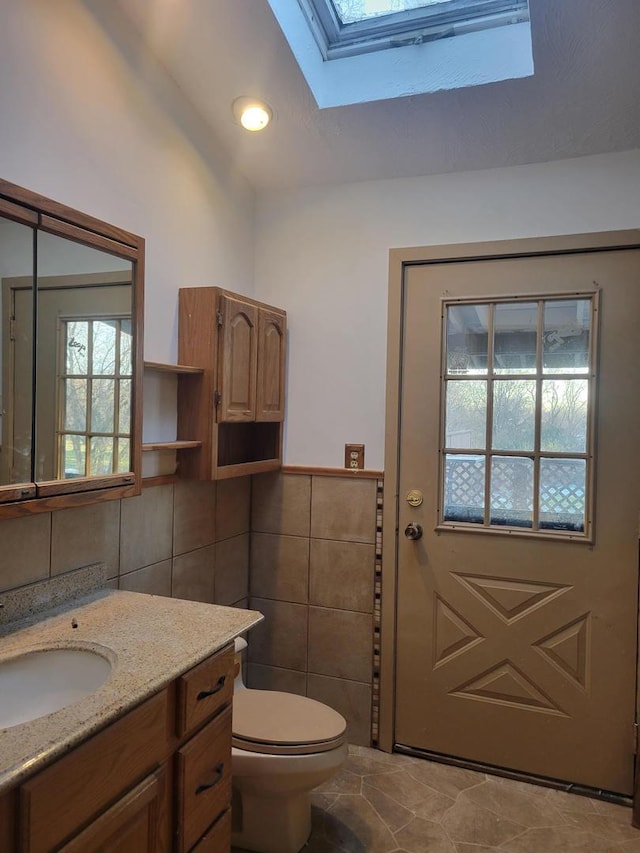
231;637;348;853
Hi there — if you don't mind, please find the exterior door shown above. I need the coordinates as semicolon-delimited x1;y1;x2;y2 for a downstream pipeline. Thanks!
395;247;640;794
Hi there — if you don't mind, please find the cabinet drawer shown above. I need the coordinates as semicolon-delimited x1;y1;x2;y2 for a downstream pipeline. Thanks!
20;689;170;853
191;809;231;853
176;706;232;853
177;645;234;736
59;765;170;853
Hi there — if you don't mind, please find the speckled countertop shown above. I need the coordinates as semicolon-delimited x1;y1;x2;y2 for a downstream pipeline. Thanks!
0;589;263;793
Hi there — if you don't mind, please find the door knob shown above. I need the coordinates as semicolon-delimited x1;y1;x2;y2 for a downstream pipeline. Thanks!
404;522;423;540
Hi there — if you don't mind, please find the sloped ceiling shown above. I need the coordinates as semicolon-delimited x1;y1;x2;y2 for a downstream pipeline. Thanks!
106;0;640;190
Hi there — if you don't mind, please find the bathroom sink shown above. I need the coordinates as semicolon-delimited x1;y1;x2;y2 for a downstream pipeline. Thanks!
0;647;113;729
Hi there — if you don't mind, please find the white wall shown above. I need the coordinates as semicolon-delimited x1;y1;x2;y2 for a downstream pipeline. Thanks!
0;0;255;366
254;150;640;469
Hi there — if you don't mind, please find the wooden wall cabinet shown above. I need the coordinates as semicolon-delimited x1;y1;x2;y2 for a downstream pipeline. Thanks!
178;288;286;480
7;644;235;853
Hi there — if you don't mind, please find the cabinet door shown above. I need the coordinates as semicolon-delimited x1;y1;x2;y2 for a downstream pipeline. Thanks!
256;308;286;422
217;294;258;422
59;766;169;853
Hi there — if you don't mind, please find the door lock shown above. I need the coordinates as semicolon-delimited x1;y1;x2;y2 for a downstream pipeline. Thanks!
404;522;423;540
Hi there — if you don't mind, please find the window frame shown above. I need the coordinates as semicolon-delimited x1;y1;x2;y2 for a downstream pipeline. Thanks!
300;0;529;59
437;291;599;543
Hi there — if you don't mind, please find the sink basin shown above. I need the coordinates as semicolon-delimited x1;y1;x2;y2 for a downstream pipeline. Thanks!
0;647;113;729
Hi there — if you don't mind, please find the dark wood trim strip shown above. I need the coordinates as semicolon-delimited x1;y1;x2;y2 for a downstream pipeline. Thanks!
39;215;138;260
36;473;135;497
142;441;202;452
0;178;143;249
0;197;37;226
281;465;384;479
142;474;178;488
144;361;204;375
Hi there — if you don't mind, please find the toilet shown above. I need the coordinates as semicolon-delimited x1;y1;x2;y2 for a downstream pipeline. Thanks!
231;637;348;853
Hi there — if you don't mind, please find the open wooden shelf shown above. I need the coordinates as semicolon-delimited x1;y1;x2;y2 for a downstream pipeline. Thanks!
142;440;203;452
144;360;203;375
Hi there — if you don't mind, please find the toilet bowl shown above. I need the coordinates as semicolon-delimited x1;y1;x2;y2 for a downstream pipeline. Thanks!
231;638;348;853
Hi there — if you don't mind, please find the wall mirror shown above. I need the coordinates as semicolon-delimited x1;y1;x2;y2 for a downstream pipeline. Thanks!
0;179;144;514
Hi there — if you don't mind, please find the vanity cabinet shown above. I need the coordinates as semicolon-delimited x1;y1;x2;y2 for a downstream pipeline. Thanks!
8;644;235;853
178;287;286;480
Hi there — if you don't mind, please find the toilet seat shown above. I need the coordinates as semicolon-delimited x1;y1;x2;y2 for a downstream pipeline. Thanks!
232;689;347;756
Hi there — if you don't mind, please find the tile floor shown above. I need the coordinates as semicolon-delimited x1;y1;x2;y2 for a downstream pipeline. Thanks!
301;745;640;853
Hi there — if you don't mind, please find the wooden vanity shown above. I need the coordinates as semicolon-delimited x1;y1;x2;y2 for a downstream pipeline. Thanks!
0;590;261;853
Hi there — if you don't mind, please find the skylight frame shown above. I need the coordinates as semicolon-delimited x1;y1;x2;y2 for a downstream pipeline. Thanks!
300;0;529;60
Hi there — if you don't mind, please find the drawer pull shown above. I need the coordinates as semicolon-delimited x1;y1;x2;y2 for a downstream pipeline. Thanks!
195;762;225;795
196;675;226;701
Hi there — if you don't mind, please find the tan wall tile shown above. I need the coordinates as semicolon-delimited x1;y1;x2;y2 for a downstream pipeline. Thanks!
252;472;311;537
120;484;173;573
216;477;251;541
310;539;374;613
307;673;372;747
0;514;51;593
250;532;309;604
51;501;120;579
308;606;373;683
247;663;307;696
215;534;249;605
311;477;376;543
173;480;216;555
119;560;172;597
172;546;215;603
248;597;308;671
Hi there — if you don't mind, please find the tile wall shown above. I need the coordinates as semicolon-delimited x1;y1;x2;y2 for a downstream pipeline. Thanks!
248;471;379;747
0;470;380;747
0;478;251;608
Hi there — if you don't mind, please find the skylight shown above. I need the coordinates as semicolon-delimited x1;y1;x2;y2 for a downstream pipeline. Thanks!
302;0;530;60
266;0;533;108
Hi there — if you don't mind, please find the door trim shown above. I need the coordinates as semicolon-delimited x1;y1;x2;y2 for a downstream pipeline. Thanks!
379;230;640;755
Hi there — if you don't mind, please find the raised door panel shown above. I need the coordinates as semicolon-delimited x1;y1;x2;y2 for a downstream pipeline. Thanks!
0;787;16;852
59;765;170;853
256;308;286;422
217;295;257;423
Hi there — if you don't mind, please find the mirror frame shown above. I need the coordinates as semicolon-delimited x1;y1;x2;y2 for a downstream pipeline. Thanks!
0;178;144;516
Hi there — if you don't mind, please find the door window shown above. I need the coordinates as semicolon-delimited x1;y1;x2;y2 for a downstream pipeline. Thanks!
440;295;596;539
57;316;132;478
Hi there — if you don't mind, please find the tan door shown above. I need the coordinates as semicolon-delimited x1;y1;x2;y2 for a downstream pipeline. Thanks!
395;248;640;794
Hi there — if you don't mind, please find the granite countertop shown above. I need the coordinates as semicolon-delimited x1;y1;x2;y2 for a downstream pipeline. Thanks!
0;589;263;792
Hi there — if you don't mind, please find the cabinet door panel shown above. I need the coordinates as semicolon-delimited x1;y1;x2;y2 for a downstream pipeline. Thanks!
217;295;257;422
191;810;231;853
256;308;286;422
59;765;170;853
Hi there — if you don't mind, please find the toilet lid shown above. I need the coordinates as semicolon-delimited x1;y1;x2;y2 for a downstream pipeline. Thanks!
232;689;347;756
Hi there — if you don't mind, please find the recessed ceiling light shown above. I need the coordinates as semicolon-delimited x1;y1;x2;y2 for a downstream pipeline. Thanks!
232;97;273;132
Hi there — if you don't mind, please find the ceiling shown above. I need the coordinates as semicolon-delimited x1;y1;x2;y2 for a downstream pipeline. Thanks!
105;0;640;191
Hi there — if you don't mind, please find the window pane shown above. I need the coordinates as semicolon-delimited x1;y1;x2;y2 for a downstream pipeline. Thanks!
490;457;533;528
61;435;86;479
445;380;486;449
66;321;88;375
539;458;586;532
91;379;115;433
446;304;488;375
120;319;132;377
64;379;87;431
443;454;485;524
119;379;131;434
494;302;538;375
92;320;117;375
332;0;446;24
492;379;536;451
89;436;114;475
541;379;588;453
543;299;590;374
117;438;130;473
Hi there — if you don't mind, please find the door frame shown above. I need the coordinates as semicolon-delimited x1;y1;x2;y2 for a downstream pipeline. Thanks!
379;231;640;771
